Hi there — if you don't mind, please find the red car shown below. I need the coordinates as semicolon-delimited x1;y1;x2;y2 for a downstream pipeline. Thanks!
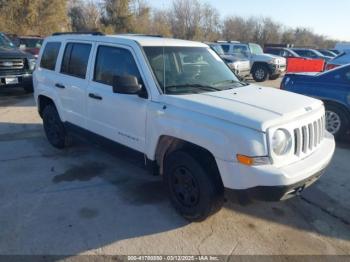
18;36;43;58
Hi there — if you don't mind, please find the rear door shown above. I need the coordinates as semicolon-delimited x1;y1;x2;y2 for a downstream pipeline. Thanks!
86;43;149;152
55;41;94;128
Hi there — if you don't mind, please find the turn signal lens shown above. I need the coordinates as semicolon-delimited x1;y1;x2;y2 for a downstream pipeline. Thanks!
236;154;271;166
237;154;254;166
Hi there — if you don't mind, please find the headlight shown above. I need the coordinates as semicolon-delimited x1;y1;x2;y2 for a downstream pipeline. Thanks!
270;58;278;64
28;58;36;71
272;129;292;155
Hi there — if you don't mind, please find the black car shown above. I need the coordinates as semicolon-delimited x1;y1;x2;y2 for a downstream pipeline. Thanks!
0;32;35;93
291;48;332;62
264;47;300;58
317;49;337;58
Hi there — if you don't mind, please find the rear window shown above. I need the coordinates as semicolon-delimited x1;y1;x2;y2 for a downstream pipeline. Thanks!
40;42;61;70
61;43;91;79
266;49;280;55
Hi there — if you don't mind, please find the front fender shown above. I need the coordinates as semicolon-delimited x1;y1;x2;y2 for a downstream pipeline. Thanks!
145;103;268;161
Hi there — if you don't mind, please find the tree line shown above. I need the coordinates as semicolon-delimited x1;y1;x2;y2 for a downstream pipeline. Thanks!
0;0;337;48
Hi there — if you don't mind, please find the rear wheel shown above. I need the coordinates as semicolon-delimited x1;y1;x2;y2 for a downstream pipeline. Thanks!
42;104;71;149
325;104;349;139
164;150;224;221
252;65;269;82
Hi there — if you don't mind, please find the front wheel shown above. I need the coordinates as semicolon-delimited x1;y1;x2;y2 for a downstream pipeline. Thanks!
164;150;224;222
325;104;349;139
252;65;269;82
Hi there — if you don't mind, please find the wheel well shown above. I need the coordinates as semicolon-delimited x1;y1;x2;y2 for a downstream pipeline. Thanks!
323;100;350;122
251;62;268;72
155;136;223;185
38;95;55;117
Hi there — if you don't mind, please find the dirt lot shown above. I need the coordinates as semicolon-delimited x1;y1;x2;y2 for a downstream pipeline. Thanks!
0;80;350;256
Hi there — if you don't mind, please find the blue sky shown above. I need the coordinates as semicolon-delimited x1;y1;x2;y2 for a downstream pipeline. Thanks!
149;0;350;41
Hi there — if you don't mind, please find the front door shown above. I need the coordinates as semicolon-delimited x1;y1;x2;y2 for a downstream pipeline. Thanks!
86;43;149;153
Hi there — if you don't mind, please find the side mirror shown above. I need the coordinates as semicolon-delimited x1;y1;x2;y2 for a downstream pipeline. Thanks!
112;75;142;95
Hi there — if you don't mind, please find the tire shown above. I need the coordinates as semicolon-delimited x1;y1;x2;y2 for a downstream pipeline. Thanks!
269;74;280;81
42;104;71;149
252;64;269;82
164;150;224;222
325;104;349;139
23;84;34;93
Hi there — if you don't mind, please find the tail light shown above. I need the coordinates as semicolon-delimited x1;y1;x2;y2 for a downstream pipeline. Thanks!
326;64;339;71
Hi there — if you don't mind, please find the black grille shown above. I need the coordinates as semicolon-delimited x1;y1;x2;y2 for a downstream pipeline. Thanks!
0;58;25;71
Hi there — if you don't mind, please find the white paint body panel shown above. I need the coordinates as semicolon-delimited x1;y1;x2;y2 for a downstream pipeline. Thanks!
34;34;335;190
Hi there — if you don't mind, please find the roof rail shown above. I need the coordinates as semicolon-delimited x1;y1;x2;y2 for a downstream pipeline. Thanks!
121;34;163;38
216;40;240;44
52;31;104;36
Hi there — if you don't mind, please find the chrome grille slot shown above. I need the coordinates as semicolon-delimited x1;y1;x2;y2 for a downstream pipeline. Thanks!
302;126;308;153
0;59;25;70
317;119;322;144
313;121;317;147
308;124;313;150
292;114;325;157
294;128;301;156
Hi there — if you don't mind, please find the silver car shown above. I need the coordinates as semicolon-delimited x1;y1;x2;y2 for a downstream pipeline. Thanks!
208;43;251;78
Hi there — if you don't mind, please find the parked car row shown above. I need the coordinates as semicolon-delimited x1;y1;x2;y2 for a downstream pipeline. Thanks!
216;41;287;82
206;43;251;79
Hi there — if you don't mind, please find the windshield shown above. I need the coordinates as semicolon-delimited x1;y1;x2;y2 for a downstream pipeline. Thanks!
0;33;15;49
249;43;264;55
143;46;244;95
312;49;326;57
19;38;43;48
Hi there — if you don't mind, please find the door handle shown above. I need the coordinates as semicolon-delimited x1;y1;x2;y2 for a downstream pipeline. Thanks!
88;93;103;100
55;83;65;89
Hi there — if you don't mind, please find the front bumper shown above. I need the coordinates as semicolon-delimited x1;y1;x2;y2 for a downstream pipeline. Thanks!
234;68;251;78
239;167;325;201
0;73;33;88
216;132;335;200
268;63;286;75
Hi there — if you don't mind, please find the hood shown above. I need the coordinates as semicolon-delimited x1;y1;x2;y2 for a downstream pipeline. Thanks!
161;85;322;131
286;72;320;77
252;53;286;65
0;46;32;59
221;54;249;63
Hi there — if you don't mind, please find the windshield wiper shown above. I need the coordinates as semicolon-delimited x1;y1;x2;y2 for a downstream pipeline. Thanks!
165;84;223;92
213;79;249;87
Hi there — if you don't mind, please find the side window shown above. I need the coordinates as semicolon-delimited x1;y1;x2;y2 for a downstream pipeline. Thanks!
94;46;142;86
40;42;61;70
308;51;317;58
61;43;91;79
220;45;230;53
267;49;280;55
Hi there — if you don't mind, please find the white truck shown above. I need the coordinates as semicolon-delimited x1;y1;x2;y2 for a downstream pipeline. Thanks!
33;33;335;221
219;41;287;82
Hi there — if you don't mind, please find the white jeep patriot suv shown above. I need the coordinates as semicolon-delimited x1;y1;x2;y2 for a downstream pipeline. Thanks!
33;33;335;221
